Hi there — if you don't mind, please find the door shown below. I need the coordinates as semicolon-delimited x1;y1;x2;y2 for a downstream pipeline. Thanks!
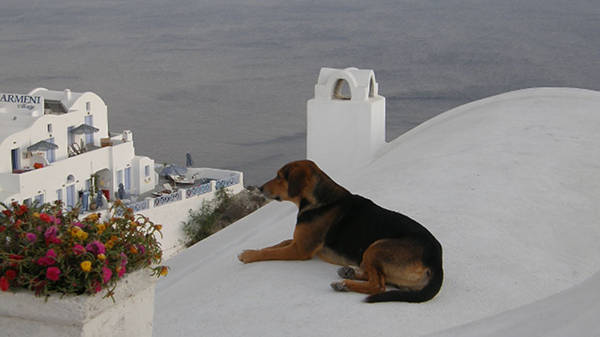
124;167;131;192
66;184;76;209
46;138;55;163
85;115;94;145
11;148;20;171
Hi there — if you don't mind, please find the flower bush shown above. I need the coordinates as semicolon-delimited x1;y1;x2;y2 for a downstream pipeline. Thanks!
0;200;167;297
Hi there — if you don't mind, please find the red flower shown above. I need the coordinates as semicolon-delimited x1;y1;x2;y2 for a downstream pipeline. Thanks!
15;205;28;216
1;210;11;217
4;270;17;281
0;225;6;233
46;267;61;281
8;254;23;260
0;276;8;291
39;213;52;223
36;257;55;266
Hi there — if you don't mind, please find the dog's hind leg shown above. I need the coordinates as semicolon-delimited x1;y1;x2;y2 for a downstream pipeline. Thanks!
331;247;386;295
337;266;368;281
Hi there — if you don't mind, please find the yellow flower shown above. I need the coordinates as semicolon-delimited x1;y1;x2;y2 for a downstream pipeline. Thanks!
71;227;88;241
155;224;162;231
96;223;106;234
97;254;106;261
130;246;138;254
84;213;99;222
33;212;40;218
160;266;169;276
105;236;118;249
81;261;92;272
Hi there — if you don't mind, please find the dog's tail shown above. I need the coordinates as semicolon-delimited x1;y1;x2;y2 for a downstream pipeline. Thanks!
365;261;443;303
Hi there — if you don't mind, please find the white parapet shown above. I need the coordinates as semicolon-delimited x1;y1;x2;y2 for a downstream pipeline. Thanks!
0;269;157;337
307;67;386;178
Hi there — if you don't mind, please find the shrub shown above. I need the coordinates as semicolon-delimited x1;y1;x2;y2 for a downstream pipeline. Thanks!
0;200;168;298
182;188;267;247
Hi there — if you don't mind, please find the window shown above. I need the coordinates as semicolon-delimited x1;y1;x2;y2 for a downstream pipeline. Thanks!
57;189;63;201
34;193;44;205
47;123;53;133
145;165;150;177
86;102;91;112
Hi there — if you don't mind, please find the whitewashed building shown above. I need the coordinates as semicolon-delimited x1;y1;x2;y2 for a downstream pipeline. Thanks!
0;88;156;208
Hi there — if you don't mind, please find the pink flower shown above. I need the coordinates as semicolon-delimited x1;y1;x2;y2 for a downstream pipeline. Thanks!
44;226;58;239
26;232;37;242
72;222;84;228
36;249;57;266
120;252;128;266
92;280;102;293
102;267;112;284
86;240;106;255
118;266;126;278
72;244;86;255
46;267;61;281
46;249;57;259
52;216;61;225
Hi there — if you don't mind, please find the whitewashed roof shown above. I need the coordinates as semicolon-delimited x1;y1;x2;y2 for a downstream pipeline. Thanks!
154;88;600;337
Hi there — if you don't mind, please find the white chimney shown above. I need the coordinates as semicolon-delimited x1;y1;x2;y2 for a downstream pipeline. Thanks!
306;67;386;177
64;89;72;101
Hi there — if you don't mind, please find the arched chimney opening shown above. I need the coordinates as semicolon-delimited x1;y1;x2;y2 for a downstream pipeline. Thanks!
333;79;351;100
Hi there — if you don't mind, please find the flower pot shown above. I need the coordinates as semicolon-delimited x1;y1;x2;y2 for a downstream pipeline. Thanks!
0;269;157;337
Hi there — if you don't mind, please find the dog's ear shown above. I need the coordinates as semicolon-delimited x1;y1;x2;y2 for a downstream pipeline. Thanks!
287;167;307;198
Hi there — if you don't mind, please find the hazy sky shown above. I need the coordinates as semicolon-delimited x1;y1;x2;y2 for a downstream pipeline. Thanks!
1;0;599;184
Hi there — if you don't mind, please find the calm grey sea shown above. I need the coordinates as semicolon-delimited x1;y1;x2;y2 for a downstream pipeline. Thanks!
1;0;599;185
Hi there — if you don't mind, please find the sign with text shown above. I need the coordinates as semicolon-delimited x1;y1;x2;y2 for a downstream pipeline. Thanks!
0;93;44;114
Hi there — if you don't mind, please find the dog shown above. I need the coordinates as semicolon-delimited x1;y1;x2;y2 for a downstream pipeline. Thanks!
238;160;443;303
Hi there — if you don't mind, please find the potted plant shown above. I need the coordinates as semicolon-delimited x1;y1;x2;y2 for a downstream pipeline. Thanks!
0;200;168;337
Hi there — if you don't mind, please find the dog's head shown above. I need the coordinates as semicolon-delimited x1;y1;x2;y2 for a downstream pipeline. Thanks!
260;160;348;209
260;160;319;204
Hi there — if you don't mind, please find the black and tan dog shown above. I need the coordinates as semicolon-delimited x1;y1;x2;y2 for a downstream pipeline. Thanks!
238;160;443;303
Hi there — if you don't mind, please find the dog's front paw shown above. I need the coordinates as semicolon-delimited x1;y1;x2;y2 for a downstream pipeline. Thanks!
330;281;349;292
238;249;258;263
337;266;356;279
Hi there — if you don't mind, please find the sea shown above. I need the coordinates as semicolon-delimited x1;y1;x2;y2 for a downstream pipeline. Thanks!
1;0;598;185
